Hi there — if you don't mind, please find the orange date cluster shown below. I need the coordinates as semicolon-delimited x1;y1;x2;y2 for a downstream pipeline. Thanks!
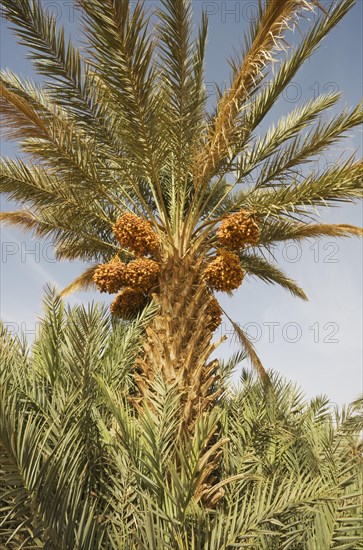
93;212;160;319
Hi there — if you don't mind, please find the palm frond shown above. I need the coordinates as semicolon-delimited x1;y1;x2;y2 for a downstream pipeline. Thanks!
245;159;363;215
222;309;269;382
236;92;342;180
78;0;170;225
0;209;41;231
1;0;108;131
0;74;124;200
0;157;114;232
0;79;48;140
219;0;355;180
252;102;363;190
259;221;363;247
60;266;99;297
0;209;117;262
240;252;308;300
193;0;327;187
156;1;208;229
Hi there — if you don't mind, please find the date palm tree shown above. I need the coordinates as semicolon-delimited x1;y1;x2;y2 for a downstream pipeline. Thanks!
1;0;362;504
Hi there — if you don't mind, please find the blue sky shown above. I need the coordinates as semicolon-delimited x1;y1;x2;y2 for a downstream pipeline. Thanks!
1;0;362;406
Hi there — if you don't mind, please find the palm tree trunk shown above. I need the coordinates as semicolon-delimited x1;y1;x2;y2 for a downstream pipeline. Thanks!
134;250;226;505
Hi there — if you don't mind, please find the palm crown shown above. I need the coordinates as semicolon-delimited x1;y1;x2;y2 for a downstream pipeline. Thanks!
1;0;362;280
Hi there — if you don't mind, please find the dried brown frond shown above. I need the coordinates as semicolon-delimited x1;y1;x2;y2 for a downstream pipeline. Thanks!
0;210;40;231
0;82;48;140
203;250;244;291
61;265;99;297
293;223;363;239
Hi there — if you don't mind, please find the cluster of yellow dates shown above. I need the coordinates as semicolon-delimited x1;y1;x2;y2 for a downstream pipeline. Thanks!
203;210;260;292
93;213;160;319
207;295;223;332
113;213;159;257
110;288;148;319
93;209;260;321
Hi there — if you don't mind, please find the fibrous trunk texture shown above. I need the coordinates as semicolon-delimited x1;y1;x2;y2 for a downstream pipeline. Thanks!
134;252;226;506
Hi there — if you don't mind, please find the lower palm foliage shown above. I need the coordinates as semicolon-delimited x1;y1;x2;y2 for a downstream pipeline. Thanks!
1;289;361;549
